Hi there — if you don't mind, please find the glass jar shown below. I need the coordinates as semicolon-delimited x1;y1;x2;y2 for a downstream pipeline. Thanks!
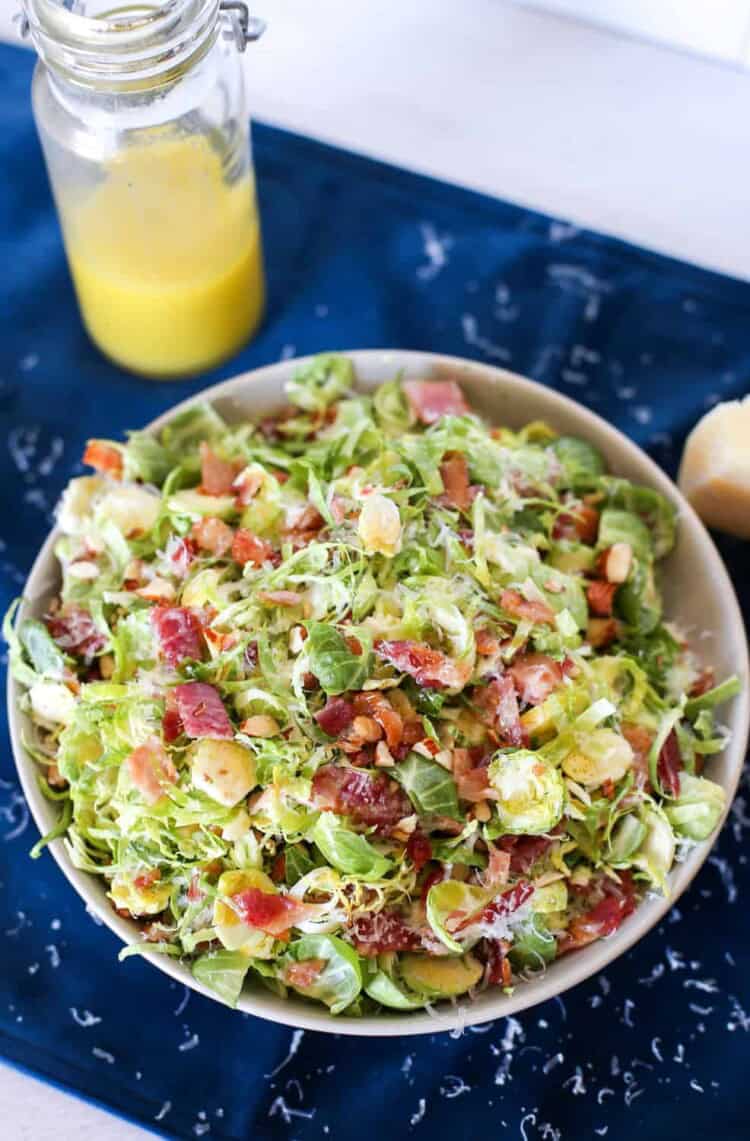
23;0;266;379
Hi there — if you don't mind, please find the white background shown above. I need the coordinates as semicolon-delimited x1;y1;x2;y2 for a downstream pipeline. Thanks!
2;1;750;1137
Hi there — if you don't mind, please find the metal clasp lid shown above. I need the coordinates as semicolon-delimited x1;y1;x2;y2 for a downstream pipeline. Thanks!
220;2;265;52
16;4;266;51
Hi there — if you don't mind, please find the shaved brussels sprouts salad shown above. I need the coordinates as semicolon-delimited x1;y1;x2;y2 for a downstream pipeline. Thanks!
7;355;740;1015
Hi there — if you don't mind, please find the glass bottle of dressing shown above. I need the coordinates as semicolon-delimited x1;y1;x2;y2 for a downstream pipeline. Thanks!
22;1;266;379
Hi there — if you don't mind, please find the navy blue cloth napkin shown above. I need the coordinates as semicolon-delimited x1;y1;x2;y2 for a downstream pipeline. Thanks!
2;41;749;1141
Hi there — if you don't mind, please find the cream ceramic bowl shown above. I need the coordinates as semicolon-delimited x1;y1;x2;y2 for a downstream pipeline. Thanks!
8;350;749;1036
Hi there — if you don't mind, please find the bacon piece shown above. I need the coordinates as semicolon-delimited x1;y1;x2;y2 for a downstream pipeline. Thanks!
657;728;682;798
473;676;525;747
500;589;556;627
499;834;554;874
230;887;315;936
552;504;599;544
621;722;653;790
231;529;275;567
82;439;123;479
311;764;411;828
453;749;493;802
484;940;512;987
151;606;204;667
559;873;636;953
508;653;564;706
257;590;303;607
315;698;355;737
46;605;106;661
191;516;234;556
475;628;502;656
126;739;177;805
173;682;233;739
199;443;239;496
134;868;162;892
689;668;715;698
586;580;618;617
403;379;470;425
439;451;473;511
374;639;469;690
284;958;326;989
350;910;424;956
167;537;196;579
476;881;534;926
352;691;404;750
162;692;184;743
406;831;432;872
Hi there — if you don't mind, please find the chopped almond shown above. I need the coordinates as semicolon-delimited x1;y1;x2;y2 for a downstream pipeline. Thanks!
600;542;632;584
241;714;281;738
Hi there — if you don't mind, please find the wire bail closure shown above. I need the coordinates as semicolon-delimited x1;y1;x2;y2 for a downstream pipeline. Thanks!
17;3;266;52
220;1;265;52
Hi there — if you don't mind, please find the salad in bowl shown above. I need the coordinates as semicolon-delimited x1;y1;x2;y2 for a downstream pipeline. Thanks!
6;353;742;1019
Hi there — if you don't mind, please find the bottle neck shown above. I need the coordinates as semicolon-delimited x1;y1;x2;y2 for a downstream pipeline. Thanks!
23;1;223;92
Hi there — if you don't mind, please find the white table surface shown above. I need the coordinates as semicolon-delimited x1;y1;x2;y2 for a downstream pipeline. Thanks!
2;1;750;1137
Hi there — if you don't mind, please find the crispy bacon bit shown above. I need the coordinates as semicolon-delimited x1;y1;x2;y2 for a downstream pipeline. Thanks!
199;442;239;496
134;868;162;891
187;870;203;903
439;451;473;511
231;529;275;567
191;516;234;556
126;739;177;805
173;682;233;739
352;691;404;750
475;628;502;656
484;940;513;987
403;379;470;425
350;910;424;956
657;729;682;798
270;852;287;883
508;653;563;706
374;639;469;690
162;692;184;743
552;504;599;544
283;504;325;540
315;698;355;737
82;439;123;479
230;887;313;936
499;835;554;874
284;958;326;989
406;832;432;871
586;580;618;617
473;676;525;746
311;764;411;827
453;748;493;802
500;589;556;626
689;668;715;698
476;881;534;926
257;590;303;607
621;722;653;790
167;537;196;578
151;606;204;667
559;873;636;952
46;605;106;661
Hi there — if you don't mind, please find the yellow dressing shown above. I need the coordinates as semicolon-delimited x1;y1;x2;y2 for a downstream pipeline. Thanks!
61;134;265;377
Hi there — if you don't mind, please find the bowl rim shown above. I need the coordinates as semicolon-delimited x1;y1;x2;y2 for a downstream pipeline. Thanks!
7;348;749;1037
